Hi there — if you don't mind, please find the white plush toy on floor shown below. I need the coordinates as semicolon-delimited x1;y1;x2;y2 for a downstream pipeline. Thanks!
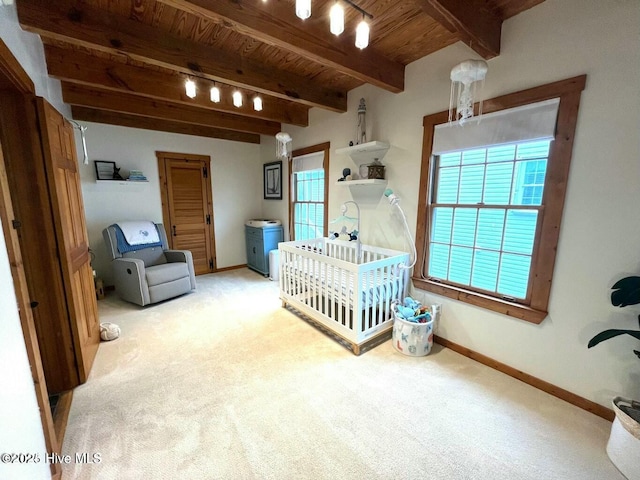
100;322;121;341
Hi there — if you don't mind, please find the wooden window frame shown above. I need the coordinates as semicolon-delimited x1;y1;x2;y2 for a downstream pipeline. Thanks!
288;142;330;241
413;75;586;324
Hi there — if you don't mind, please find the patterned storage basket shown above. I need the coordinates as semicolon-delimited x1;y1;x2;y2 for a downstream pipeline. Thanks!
392;312;434;357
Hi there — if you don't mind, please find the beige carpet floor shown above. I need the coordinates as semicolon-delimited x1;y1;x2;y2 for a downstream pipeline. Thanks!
62;268;623;479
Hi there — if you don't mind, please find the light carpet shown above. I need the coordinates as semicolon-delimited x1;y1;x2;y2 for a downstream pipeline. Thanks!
62;269;623;479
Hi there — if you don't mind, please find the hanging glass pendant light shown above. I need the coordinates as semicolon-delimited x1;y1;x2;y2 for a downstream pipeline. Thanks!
330;3;344;35
355;17;369;49
233;90;243;108
296;0;311;20
185;79;196;98
253;96;263;112
210;85;220;103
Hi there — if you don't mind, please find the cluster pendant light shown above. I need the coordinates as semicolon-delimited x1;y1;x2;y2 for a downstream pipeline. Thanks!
297;0;371;49
185;79;262;112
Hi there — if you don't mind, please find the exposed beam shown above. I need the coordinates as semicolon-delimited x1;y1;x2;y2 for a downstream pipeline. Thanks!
415;0;501;59
17;0;347;112
72;106;260;144
43;45;309;127
157;0;405;93
61;83;281;136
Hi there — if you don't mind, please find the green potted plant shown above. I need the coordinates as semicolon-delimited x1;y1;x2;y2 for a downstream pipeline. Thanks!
588;276;640;479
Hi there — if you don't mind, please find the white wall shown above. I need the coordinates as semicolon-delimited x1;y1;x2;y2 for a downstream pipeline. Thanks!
0;5;58;479
0;4;69;116
77;123;263;285
261;0;640;408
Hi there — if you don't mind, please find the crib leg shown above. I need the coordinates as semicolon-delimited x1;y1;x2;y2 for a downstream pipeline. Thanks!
352;344;361;355
281;300;287;308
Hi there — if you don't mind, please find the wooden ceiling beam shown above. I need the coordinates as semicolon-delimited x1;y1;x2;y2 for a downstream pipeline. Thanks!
71;106;260;144
17;0;347;112
416;0;502;59
61;83;281;136
157;0;405;94
43;45;309;127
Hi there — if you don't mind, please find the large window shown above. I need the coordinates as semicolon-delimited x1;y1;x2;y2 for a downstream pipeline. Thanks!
414;76;586;323
289;143;329;241
429;140;550;301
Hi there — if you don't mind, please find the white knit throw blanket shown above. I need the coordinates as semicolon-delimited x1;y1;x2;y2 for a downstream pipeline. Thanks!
117;221;160;245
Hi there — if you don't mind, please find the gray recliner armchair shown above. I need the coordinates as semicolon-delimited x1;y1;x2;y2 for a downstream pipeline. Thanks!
103;222;196;306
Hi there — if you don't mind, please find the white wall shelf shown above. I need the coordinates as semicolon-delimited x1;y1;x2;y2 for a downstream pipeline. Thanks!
335;141;390;165
335;179;388;204
96;180;149;185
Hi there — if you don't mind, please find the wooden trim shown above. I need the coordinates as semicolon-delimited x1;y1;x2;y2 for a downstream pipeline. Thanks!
416;75;587;322
289;142;330;241
0;122;61;479
0;39;35;94
435;335;615;421
215;264;247;273
53;390;73;447
413;278;547;323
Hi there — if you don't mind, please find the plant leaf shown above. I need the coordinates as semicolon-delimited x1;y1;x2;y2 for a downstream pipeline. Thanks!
588;329;640;348
611;276;640;307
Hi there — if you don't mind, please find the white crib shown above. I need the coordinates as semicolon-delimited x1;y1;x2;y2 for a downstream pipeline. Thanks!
279;238;410;355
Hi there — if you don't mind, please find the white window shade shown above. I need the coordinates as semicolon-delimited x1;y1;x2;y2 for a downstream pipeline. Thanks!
433;98;560;155
292;151;324;173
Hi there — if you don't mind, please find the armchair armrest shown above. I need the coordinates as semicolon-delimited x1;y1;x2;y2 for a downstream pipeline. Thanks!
165;249;196;290
112;257;150;306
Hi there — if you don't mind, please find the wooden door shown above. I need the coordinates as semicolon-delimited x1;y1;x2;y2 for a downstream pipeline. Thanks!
158;152;216;275
36;98;99;381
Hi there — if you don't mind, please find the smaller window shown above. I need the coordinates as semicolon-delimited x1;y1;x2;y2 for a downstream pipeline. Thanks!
289;143;330;241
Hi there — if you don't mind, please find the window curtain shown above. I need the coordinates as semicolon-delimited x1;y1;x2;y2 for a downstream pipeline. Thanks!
432;98;560;155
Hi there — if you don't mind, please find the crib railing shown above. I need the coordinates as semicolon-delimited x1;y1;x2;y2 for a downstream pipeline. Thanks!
279;238;410;352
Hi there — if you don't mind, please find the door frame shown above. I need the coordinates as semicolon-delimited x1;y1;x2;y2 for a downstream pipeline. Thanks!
0;39;61;479
157;151;217;272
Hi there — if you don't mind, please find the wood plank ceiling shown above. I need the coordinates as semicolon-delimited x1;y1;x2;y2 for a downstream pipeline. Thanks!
16;0;544;144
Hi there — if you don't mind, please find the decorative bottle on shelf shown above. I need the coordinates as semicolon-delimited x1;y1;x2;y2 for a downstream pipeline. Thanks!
355;98;366;145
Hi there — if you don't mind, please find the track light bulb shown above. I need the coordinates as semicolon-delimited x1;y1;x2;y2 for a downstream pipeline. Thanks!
253;96;263;111
210;85;220;103
355;19;369;49
296;0;311;19
185;79;196;98
233;90;243;108
330;3;344;35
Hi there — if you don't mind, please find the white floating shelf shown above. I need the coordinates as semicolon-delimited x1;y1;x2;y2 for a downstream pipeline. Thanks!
96;180;149;185
335;179;387;187
335;178;388;204
335;141;390;164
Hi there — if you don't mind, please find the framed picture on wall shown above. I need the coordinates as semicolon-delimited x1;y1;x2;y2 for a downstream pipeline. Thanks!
94;160;117;180
264;161;282;200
